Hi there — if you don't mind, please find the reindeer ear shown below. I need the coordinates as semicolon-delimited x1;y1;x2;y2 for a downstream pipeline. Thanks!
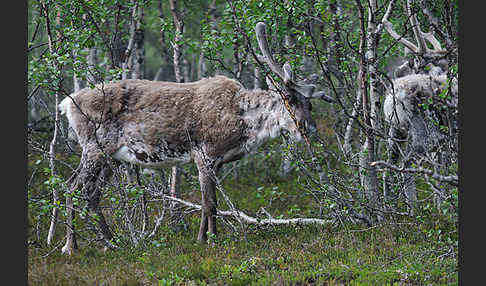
309;91;334;102
283;63;294;84
295;85;334;102
294;84;315;98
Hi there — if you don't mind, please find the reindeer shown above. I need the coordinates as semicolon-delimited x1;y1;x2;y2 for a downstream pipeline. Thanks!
58;22;333;254
383;1;458;158
381;0;458;212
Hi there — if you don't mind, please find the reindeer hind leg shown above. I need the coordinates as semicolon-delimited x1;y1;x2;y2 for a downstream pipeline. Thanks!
75;150;116;249
61;163;82;255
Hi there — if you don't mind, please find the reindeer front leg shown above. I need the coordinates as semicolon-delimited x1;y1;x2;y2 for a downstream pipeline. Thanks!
383;127;406;213
194;153;218;243
197;169;218;243
198;206;208;242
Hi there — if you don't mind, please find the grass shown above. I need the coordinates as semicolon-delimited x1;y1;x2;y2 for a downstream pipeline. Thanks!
28;219;457;285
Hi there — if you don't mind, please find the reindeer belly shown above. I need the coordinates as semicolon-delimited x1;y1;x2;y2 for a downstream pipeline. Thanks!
112;143;192;168
111;119;194;168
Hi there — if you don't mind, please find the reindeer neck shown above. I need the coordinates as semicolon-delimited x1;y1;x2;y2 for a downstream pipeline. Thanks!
239;89;292;151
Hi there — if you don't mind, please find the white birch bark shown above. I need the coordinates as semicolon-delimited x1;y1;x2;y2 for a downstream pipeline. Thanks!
168;0;185;224
343;93;361;156
131;4;144;80
121;0;139;80
86;48;97;84
169;0;184;83
354;0;381;221
356;0;397;220
45;4;61;247
161;195;332;226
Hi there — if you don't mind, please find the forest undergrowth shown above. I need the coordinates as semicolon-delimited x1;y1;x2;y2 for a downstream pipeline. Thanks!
28;148;457;286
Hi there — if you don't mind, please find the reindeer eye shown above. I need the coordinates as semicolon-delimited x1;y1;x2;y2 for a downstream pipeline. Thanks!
287;95;298;105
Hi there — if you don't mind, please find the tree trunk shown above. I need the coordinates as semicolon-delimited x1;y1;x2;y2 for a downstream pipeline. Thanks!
122;0;139;80
168;0;185;226
343;93;361;155
355;0;380;221
366;0;382;218
327;0;342;72
183;57;190;82
197;51;207;80
86;48;97;84
169;0;184;83
131;5;144;80
44;3;61;247
153;67;164;81
155;0;172;81
366;0;383;154
355;0;397;221
253;67;262;89
199;0;218;78
169;165;182;225
73;65;84;92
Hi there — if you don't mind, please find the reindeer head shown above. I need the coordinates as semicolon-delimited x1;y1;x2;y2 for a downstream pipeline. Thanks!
254;22;333;141
382;0;458;156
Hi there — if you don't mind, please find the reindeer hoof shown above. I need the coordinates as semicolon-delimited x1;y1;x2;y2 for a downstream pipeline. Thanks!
61;244;74;255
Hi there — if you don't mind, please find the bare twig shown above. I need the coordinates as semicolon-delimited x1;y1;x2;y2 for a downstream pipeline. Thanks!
370;160;458;186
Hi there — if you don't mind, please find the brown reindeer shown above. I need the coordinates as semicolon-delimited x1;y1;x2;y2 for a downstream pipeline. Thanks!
58;22;333;254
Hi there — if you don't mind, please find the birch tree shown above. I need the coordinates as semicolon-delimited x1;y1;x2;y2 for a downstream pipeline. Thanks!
121;0;140;80
131;4;145;80
43;1;62;247
168;0;185;226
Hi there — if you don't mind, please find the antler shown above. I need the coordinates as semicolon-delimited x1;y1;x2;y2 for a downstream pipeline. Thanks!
254;22;333;102
255;22;285;80
383;0;447;56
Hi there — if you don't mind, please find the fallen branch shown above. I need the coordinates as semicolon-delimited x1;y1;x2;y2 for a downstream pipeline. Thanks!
158;195;332;226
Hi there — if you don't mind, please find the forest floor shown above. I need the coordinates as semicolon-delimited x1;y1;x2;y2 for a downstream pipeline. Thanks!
28;218;457;285
28;149;457;285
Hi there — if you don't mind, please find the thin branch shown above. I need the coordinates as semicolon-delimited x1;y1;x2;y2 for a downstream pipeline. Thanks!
147;208;166;239
370;160;458;186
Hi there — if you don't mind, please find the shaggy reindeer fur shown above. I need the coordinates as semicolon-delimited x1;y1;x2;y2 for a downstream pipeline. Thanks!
383;73;457;154
384;74;448;130
58;75;319;251
59;76;305;168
